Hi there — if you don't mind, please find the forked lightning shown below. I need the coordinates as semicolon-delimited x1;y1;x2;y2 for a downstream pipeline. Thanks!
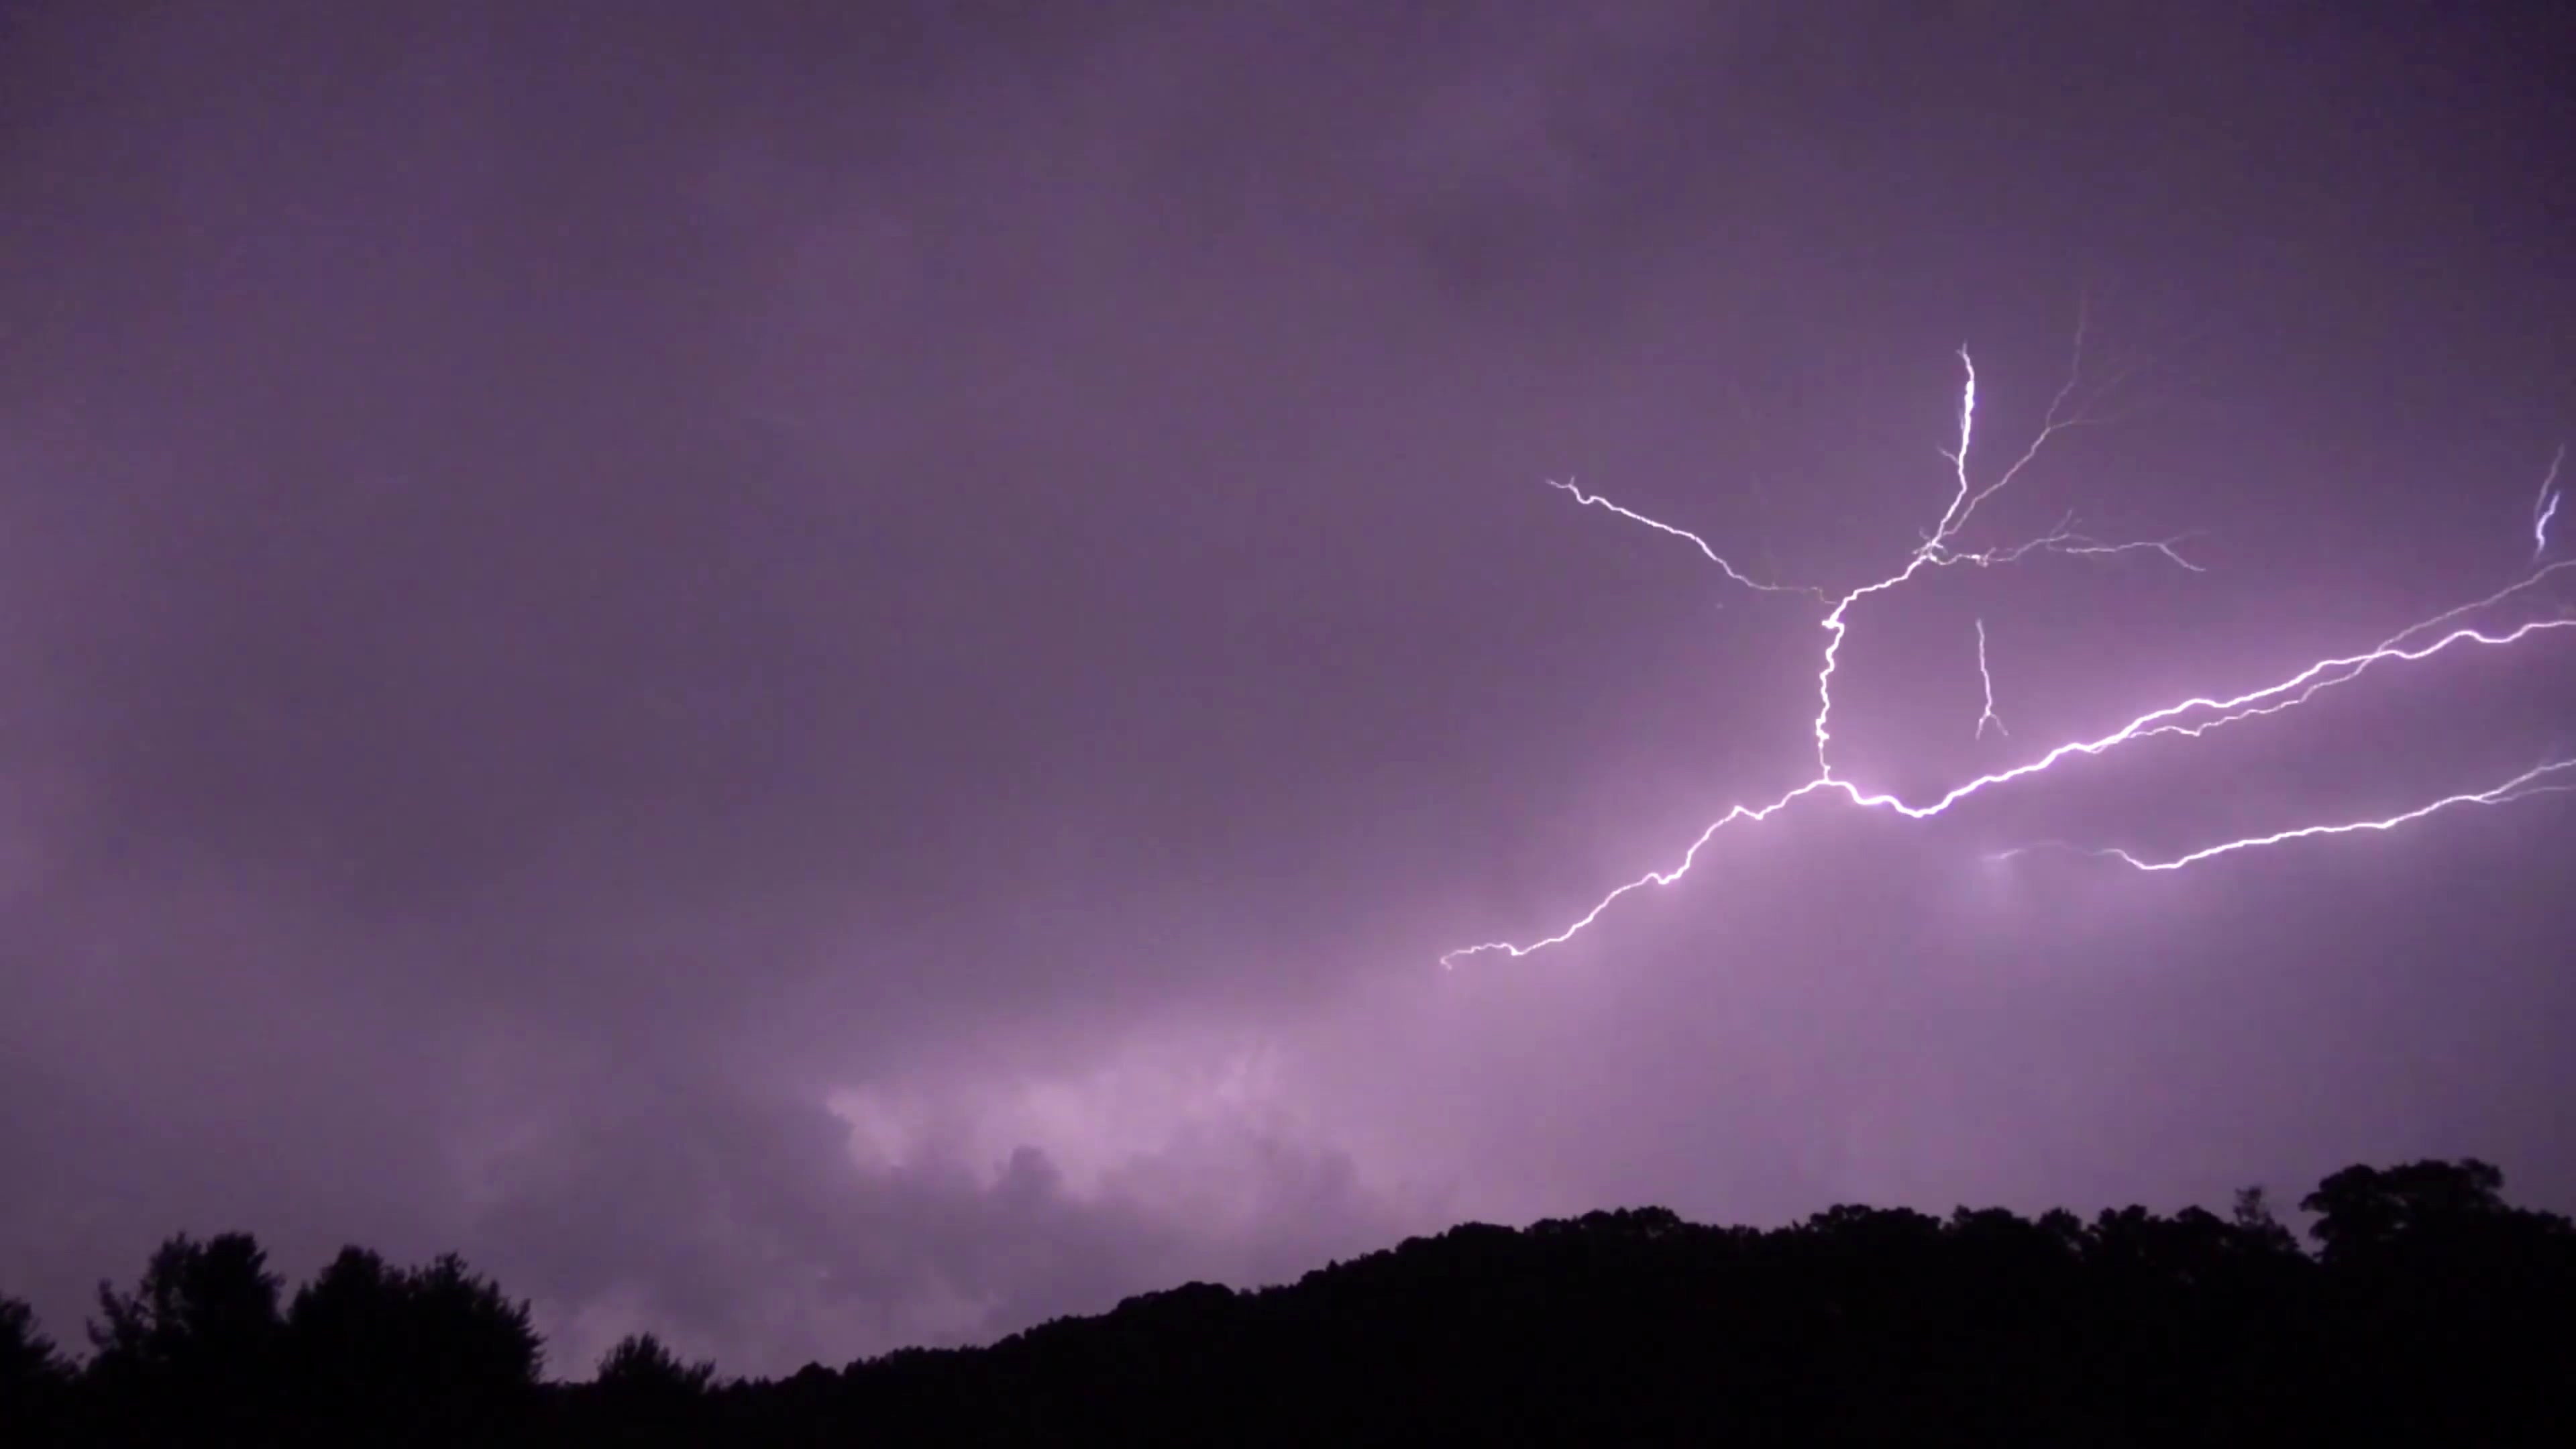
1442;346;2573;968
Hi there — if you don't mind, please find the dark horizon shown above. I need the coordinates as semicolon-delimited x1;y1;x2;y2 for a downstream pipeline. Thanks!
0;1152;2436;1381
12;1155;2572;1445
5;0;2573;1378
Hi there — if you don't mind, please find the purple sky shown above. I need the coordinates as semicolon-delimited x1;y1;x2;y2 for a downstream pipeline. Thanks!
4;0;2573;1376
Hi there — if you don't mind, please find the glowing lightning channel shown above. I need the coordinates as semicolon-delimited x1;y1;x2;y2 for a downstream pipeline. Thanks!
2536;445;2565;561
1974;619;2007;740
1440;347;2575;970
2106;564;2576;748
1544;478;1824;601
1805;335;2185;780
1990;760;2576;872
1877;612;2576;821
1446;343;2185;967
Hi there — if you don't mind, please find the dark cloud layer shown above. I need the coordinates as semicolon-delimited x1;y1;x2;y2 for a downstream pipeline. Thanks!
4;0;2573;1375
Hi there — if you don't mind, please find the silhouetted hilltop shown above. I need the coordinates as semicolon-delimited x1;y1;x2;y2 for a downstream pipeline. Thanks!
6;1159;2572;1446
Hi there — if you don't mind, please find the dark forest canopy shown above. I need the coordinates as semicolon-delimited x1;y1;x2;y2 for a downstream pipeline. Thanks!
5;1159;2572;1446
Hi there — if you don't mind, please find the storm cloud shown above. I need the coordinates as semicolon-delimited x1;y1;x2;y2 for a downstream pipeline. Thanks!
4;0;2572;1375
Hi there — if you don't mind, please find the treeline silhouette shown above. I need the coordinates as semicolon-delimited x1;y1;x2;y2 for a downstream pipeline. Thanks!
5;1159;2573;1445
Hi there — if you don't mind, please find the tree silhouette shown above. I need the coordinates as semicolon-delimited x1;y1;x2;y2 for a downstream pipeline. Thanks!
2229;1184;2300;1255
88;1232;283;1368
2296;1157;2576;1435
283;1246;542;1446
2;1293;66;1383
9;1160;2575;1445
584;1332;720;1448
595;1331;717;1396
84;1232;284;1446
2299;1157;2510;1261
2;1293;72;1436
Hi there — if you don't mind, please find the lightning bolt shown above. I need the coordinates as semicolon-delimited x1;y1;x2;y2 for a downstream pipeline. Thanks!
1974;619;2007;741
1544;479;1825;601
1990;759;2576;871
2536;445;2564;561
1442;347;2573;969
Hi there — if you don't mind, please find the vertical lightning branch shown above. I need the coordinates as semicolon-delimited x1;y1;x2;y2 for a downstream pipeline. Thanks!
1974;620;2006;740
2536;445;2564;561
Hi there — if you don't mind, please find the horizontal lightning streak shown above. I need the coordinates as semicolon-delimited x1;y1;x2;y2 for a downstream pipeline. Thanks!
2116;573;2575;746
1868;609;2576;818
1990;761;2576;871
1442;348;2574;969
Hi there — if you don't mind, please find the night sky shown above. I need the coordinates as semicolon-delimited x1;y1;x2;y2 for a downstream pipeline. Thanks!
4;0;2573;1377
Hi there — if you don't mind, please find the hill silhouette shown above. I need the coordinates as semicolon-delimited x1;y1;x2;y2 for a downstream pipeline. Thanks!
5;1157;2572;1445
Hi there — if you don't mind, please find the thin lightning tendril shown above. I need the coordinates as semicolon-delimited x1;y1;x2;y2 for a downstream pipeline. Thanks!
1544;479;1825;600
1974;619;2006;740
1989;761;2576;871
2536;445;2565;561
1441;351;2574;969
